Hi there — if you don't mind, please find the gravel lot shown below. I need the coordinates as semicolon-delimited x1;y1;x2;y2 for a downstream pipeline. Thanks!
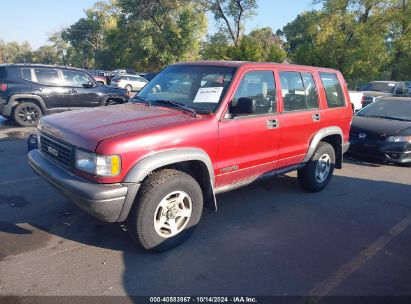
0;116;410;300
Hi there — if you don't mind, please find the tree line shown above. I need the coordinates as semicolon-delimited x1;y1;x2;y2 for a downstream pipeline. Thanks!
1;0;410;87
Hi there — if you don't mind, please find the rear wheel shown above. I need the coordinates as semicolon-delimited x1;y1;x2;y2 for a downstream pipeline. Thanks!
13;102;42;127
298;142;335;192
126;169;203;252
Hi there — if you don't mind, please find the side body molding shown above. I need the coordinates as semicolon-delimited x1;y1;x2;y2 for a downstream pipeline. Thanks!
303;126;344;165
124;148;217;211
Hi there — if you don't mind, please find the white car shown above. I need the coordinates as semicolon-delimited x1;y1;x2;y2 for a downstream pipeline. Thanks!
349;91;363;112
110;74;148;92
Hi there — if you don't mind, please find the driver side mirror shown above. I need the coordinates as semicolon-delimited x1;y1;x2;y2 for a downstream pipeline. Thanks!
231;97;256;116
82;82;94;88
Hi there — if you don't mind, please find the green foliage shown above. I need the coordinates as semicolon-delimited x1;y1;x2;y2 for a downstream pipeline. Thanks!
281;1;404;87
201;31;233;60
197;0;257;45
1;0;410;85
201;27;287;62
0;41;32;64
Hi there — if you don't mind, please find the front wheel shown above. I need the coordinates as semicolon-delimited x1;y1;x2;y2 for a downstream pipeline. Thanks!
126;169;203;252
298;142;335;192
13;102;42;127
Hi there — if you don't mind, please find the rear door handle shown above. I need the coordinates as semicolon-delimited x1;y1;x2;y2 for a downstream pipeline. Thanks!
312;113;321;122
267;119;279;129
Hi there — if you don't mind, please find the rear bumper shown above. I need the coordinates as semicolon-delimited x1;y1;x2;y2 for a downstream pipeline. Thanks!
28;149;140;222
0;99;13;117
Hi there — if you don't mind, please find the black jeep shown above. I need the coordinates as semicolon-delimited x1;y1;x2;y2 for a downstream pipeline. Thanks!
0;64;129;127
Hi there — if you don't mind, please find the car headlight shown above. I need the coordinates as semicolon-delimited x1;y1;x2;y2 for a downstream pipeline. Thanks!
386;136;411;143
75;149;121;177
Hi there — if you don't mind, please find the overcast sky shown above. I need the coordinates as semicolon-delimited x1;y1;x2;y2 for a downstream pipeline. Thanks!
1;0;318;49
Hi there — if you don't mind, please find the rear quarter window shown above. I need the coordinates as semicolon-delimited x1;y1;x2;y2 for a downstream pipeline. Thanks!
0;67;7;80
21;68;32;81
320;72;346;108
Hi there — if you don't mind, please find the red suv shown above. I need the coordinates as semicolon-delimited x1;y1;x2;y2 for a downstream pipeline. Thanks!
28;61;352;251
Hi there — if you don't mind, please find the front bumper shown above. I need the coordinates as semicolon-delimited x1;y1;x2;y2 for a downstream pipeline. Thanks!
349;137;411;164
28;149;140;222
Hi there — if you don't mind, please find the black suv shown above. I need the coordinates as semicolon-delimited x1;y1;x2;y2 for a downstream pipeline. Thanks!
0;64;129;127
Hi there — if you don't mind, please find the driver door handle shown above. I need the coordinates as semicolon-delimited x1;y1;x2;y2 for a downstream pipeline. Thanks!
267;119;279;129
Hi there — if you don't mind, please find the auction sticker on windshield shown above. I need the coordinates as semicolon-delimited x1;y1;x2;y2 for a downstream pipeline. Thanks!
193;87;224;103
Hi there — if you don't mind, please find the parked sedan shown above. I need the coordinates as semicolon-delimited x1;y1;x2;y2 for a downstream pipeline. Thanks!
360;81;409;107
349;97;411;164
110;74;148;92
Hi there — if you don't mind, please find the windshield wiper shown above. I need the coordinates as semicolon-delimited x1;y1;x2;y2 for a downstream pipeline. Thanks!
154;99;198;117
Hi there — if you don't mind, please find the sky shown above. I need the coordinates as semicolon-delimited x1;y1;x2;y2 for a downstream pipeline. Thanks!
1;0;318;49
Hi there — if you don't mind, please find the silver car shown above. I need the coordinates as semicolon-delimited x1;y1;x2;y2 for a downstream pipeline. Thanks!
111;74;148;92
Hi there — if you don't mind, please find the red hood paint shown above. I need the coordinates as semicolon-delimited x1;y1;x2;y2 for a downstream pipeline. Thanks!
39;103;198;151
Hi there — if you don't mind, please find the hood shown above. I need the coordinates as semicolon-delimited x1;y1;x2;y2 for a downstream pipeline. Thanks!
39;103;198;151
351;115;411;138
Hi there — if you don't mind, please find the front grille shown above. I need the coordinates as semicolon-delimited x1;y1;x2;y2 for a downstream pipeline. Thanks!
40;134;74;168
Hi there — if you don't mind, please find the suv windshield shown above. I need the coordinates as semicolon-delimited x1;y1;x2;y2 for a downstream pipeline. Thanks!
362;82;396;93
357;99;411;121
135;65;236;113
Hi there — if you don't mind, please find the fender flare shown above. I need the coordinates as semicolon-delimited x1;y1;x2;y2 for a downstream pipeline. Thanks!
303;126;344;164
118;148;217;221
8;94;47;114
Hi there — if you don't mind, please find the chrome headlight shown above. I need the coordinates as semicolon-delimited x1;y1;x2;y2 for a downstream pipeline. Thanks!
386;136;411;143
75;149;121;177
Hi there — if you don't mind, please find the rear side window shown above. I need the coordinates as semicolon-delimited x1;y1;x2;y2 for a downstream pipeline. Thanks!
33;68;62;85
279;71;319;112
0;68;7;80
320;72;346;108
21;68;32;81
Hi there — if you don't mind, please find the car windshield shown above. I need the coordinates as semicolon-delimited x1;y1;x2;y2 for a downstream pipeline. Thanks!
135;65;236;113
356;99;411;121
362;82;396;93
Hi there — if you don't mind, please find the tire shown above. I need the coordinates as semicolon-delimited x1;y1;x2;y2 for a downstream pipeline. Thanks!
126;169;203;252
13;102;42;127
105;100;117;106
298;142;335;193
125;84;132;92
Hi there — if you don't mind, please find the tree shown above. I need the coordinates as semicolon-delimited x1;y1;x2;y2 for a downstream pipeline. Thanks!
32;45;59;64
0;41;33;64
201;31;232;60
198;0;257;46
387;0;411;80
282;1;392;86
247;27;287;62
116;0;208;70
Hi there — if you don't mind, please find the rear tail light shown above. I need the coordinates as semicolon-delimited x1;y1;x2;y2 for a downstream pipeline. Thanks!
0;83;7;92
